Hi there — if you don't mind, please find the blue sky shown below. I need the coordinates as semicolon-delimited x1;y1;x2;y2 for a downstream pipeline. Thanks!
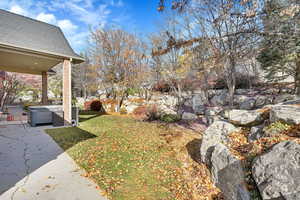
0;0;164;53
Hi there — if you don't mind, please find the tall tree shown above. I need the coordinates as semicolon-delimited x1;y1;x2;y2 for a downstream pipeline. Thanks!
72;53;91;99
155;0;259;106
0;73;23;110
90;28;149;110
257;0;300;92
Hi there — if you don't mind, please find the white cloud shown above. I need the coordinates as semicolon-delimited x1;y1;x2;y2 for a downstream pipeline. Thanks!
9;5;27;16
36;12;57;24
0;0;132;53
58;19;78;34
110;0;124;7
66;2;110;28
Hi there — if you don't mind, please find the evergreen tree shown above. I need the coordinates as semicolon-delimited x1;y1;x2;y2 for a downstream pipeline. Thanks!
257;0;300;92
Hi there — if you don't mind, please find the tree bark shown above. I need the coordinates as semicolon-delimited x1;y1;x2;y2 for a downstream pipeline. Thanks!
0;92;7;111
226;56;236;107
295;58;300;96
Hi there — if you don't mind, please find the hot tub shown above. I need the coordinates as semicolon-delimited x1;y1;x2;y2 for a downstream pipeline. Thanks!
28;105;78;127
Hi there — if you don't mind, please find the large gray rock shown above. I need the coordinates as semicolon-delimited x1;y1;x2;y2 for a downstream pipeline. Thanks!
205;106;223;116
255;95;273;108
270;105;300;124
248;125;264;142
273;94;295;104
239;98;256;110
222;109;267;126
204;107;223;125
211;144;251;200
200;121;238;164
252;141;300;200
211;91;229;106
182;112;198;120
234;95;251;105
162;95;178;107
158;105;177;115
235;89;253;95
192;90;208;112
125;104;139;113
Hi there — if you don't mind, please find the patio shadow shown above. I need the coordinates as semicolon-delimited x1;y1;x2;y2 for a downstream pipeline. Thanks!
0;124;97;195
46;126;97;150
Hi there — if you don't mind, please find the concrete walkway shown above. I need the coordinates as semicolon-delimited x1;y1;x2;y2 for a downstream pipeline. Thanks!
0;123;107;200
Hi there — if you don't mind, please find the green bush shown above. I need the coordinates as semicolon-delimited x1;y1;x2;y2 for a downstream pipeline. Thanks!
263;121;291;136
126;88;140;96
160;114;181;123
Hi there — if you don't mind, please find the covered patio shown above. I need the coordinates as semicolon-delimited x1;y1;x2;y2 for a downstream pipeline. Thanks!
0;9;84;125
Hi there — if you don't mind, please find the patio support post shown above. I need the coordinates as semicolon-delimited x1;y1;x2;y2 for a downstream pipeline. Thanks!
41;71;48;104
63;59;72;125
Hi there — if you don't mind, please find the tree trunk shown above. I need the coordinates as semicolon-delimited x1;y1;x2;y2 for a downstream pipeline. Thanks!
0;92;7;111
295;58;300;96
226;56;236;107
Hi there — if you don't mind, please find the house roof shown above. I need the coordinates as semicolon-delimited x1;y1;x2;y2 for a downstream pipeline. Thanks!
0;9;84;65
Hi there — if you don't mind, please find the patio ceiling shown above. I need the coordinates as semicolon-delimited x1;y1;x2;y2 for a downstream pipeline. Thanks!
0;45;62;75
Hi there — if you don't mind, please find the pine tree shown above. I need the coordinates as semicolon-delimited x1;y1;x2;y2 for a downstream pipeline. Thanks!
257;0;300;92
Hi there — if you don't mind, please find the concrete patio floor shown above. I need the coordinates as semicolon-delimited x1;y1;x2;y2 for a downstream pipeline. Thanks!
0;122;107;200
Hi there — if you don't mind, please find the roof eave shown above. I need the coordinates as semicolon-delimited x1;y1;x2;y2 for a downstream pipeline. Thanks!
0;43;85;64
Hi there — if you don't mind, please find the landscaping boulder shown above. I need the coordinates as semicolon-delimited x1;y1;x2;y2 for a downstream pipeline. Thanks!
235;89;252;95
162;95;178;107
125;105;139;114
248;125;264;142
193;90;208;107
270;105;300;124
200;120;238;165
273;94;295;104
158;105;177;115
182;112;198;120
205;106;223;116
222;109;268;126
183;98;193;107
204;107;223;125
252;141;300;200
234;95;250;104
211;144;251;200
254;95;272;108
239;98;256;110
211;91;229;106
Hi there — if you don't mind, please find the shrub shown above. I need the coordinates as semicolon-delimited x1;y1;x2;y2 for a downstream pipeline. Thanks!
146;105;161;121
211;72;260;89
90;100;103;112
263;121;291;136
152;78;198;93
133;105;161;121
152;81;172;93
160;114;181;123
84;100;93;110
126;88;140;96
133;105;148;116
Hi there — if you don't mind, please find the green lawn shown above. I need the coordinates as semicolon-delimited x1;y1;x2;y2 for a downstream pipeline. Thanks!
45;112;193;200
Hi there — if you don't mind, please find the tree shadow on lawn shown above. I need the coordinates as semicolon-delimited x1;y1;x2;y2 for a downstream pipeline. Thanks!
46;126;97;150
79;111;108;123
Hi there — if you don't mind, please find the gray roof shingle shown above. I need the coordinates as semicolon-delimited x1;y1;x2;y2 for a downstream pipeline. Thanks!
0;9;84;63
